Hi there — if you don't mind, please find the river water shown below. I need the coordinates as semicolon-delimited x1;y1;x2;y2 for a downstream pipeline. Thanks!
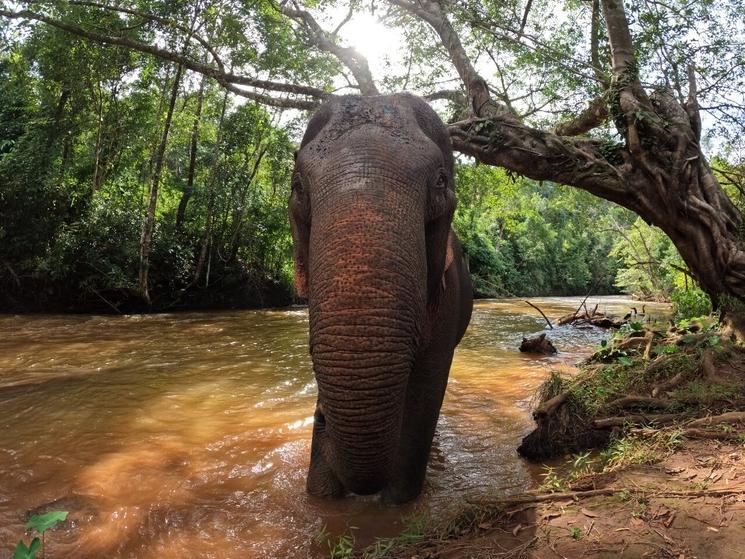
0;297;668;558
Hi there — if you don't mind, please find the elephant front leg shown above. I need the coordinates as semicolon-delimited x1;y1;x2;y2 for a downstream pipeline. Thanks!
306;406;345;498
381;352;453;504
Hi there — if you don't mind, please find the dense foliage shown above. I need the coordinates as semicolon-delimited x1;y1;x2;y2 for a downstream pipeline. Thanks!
1;0;740;311
0;31;297;311
453;165;626;297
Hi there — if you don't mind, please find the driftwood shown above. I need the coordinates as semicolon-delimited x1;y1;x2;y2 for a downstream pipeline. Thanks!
557;307;625;328
520;333;557;355
524;300;553;329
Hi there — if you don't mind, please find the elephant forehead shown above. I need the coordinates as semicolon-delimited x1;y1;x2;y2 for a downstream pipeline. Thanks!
302;96;437;156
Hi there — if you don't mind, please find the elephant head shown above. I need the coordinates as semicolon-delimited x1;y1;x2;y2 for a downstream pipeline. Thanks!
290;94;471;503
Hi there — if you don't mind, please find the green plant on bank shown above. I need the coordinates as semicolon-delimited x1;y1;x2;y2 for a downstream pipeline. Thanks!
671;379;741;405
315;524;357;559
539;451;599;492
537;370;566;403
671;288;713;320
540;465;570;492
329;533;355;559
363;514;428;558
616;489;631;502
593;338;636;366
13;511;68;559
541;428;687;491
599;429;684;472
618;320;645;336
569;526;583;540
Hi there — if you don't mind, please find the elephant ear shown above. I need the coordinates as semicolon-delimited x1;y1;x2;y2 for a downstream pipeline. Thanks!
290;201;310;299
426;216;454;303
445;231;455;274
438;231;456;290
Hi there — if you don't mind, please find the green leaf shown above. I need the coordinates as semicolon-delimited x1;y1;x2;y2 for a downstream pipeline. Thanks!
617;356;633;366
708;335;721;347
13;537;41;559
26;511;68;534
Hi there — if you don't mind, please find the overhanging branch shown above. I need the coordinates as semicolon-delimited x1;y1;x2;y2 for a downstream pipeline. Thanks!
279;1;379;95
0;7;329;110
449;116;630;207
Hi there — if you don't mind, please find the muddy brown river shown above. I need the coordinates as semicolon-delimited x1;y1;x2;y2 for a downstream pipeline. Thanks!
0;297;669;558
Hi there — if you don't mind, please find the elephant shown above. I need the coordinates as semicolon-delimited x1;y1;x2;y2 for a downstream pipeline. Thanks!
289;93;473;504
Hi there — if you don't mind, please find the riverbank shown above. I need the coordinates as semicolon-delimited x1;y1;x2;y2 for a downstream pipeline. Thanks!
384;438;745;558
0;274;293;314
373;316;745;558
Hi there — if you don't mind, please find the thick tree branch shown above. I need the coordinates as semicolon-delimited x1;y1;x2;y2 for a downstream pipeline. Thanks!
601;0;636;77
422;88;467;105
518;0;534;36
449;116;629;206
590;0;602;74
686;64;702;141
279;2;379;95
388;0;497;116
554;95;609;136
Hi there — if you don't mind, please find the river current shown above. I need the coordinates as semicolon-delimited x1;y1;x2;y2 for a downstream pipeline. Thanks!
0;296;668;558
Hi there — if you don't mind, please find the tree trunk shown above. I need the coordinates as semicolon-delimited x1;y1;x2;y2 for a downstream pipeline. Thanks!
227;145;267;262
192;90;229;287
175;74;206;231
445;0;745;330
138;63;183;304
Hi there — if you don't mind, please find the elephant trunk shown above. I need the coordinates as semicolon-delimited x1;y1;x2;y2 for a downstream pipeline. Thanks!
308;195;426;494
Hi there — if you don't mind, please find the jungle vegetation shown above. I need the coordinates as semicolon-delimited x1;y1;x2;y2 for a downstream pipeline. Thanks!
1;0;743;313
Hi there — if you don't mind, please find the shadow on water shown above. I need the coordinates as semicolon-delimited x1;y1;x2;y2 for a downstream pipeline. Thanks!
0;297;669;558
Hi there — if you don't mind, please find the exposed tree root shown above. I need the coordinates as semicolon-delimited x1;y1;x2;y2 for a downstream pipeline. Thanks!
602;396;673;411
629;426;741;441
467;487;745;507
593;413;685;428
519;320;745;460
532;392;568;420
687;411;745;427
651;372;684;397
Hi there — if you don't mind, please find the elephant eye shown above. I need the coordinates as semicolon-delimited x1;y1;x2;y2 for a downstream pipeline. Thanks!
434;170;448;190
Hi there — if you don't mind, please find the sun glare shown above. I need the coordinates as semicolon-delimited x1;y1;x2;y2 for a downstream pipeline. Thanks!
338;13;405;77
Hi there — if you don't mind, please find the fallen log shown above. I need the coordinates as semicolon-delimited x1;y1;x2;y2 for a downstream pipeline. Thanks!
557;309;626;328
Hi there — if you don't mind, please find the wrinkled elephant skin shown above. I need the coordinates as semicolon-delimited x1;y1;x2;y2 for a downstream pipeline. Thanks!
289;94;473;504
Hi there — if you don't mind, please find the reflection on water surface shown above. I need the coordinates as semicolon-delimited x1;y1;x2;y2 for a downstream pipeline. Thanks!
0;297;668;558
